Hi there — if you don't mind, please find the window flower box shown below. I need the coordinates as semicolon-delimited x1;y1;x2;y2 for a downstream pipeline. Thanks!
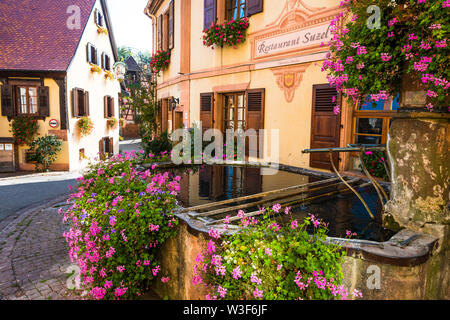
97;26;108;35
149;50;171;74
90;63;102;73
202;18;250;49
77;116;94;137
107;117;118;130
104;70;115;80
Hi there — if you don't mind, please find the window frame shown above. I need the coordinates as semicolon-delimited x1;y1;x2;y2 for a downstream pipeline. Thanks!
95;9;104;27
226;0;247;21
87;43;98;65
15;85;39;115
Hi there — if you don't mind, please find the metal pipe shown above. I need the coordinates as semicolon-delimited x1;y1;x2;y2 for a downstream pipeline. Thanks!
302;145;386;154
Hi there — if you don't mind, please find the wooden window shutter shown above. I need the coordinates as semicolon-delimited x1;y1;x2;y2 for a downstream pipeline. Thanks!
109;137;114;155
87;44;91;63
38;86;50;117
247;0;263;16
200;93;214;132
168;1;175;50
72;88;79;117
246;88;265;129
104;96;108;118
313;85;338;113
99;139;104;154
1;85;14;117
204;0;217;30
111;97;115;117
84;91;90;116
157;15;162;51
101;52;105;69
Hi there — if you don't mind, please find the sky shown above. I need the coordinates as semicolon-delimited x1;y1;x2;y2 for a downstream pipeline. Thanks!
106;0;153;54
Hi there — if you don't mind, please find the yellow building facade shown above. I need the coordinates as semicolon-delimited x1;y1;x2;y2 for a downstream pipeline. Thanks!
145;0;369;172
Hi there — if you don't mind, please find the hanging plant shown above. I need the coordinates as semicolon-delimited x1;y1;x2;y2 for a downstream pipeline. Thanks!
203;18;250;49
10;115;39;145
322;0;450;112
107;117;118;130
97;26;108;35
149;50;171;74
104;70;115;80
90;63;102;73
77;116;94;137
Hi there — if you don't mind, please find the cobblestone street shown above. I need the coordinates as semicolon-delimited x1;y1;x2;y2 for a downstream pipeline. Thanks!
0;197;82;300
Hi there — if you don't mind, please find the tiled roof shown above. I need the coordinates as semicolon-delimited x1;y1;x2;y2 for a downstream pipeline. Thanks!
125;56;141;72
0;0;96;71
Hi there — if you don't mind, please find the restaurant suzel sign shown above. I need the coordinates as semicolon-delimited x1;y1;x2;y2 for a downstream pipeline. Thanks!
255;24;331;58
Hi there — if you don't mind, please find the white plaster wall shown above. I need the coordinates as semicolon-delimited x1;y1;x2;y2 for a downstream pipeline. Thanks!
66;0;121;171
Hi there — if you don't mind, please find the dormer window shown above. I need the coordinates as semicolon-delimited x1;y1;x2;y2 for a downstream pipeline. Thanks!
95;9;104;27
87;43;98;65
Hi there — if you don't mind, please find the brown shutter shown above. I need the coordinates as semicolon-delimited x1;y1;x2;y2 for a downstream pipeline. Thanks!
1;85;14;117
157;15;162;51
101;52;105;69
38;86;50;117
200;92;214;132
204;0;217;30
246;89;265;158
247;0;263;16
72;88;79;117
168;1;174;50
99;139;104;154
104;96;108;118
94;9;98;25
84;91;90;116
111;97;115;117
87;44;91;63
109;137;114;155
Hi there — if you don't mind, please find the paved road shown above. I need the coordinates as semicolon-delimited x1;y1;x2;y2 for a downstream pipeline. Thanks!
0;172;80;223
119;138;143;153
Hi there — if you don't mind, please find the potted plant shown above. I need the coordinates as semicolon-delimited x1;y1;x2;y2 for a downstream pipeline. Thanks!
107;117;118;130
77;116;94;137
90;63;102;73
149;50;171;74
202;18;250;49
29;135;62;172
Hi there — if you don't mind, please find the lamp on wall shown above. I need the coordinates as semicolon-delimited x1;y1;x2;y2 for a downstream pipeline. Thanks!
170;97;179;111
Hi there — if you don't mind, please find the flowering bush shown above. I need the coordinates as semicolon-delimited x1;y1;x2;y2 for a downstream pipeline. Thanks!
149;50;170;74
323;0;449;112
77;116;94;137
360;151;389;181
62;152;181;300
203;18;250;48
193;206;362;300
10;115;39;145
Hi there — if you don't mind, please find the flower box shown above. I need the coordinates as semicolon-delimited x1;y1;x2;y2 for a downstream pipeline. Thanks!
202;18;250;49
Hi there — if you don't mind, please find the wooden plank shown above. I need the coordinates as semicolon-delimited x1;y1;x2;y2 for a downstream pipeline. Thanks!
182;177;342;213
206;182;372;225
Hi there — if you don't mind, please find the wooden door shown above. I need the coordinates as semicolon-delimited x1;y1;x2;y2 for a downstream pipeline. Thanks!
200;93;214;133
174;111;183;130
310;84;340;170
161;99;169;133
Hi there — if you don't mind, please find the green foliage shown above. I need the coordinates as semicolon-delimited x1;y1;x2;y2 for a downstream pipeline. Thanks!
195;208;356;300
360;151;389;181
10;115;39;145
63;153;181;300
143;131;173;157
324;0;449;110
77;116;94;137
29;135;62;172
203;18;250;48
149;50;171;74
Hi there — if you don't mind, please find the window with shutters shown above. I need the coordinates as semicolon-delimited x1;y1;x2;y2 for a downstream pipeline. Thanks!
99;137;114;156
72;88;89;117
204;0;217;30
101;52;111;70
16;86;38;115
104;96;115;118
87;43;98;65
95;9;104;27
157;1;174;51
